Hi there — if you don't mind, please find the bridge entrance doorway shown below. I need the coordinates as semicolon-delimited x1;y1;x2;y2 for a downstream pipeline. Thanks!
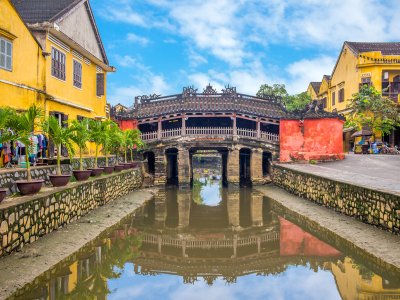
240;148;251;186
262;151;272;176
166;148;178;185
144;151;155;175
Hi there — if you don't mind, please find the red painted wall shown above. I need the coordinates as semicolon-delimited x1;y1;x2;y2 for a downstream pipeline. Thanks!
280;118;344;162
279;217;342;257
118;119;138;131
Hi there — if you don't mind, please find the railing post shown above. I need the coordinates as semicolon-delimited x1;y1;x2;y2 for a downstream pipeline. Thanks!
182;114;186;136
157;118;162;140
233;114;237;141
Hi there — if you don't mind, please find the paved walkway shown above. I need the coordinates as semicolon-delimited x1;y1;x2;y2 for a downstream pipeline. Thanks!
281;154;400;195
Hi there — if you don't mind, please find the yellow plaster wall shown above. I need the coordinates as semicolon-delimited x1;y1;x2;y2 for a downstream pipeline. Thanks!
331;258;400;300
0;0;45;109
44;39;107;120
306;84;318;99
329;45;359;113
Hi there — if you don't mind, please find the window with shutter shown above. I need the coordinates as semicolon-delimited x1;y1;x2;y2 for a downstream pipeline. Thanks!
73;60;82;88
51;47;66;80
338;88;345;103
0;37;12;71
96;73;105;97
331;91;336;106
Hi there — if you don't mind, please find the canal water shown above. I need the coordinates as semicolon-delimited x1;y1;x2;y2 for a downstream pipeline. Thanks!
8;168;400;300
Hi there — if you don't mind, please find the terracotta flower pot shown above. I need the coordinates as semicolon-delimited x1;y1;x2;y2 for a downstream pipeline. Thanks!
103;166;115;174
73;170;92;181
16;180;44;195
0;188;7;203
88;168;104;177
114;165;125;172
49;174;71;187
122;163;132;169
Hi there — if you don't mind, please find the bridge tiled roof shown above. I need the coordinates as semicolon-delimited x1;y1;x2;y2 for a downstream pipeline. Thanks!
119;86;287;120
117;86;345;121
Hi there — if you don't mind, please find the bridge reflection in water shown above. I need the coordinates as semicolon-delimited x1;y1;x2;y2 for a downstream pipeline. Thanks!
11;184;400;300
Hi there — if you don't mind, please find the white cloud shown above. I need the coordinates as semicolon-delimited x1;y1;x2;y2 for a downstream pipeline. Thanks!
285;56;336;94
187;60;284;95
108;56;171;106
126;33;150;46
114;55;137;67
169;0;245;66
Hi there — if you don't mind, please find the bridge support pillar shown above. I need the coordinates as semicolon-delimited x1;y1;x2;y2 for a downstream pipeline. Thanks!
154;191;166;228
154;150;167;185
178;148;191;185
227;189;240;229
250;192;263;227
178;190;191;228
227;148;240;185
251;148;264;185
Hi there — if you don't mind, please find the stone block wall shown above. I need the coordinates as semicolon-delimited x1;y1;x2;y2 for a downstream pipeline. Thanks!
0;169;143;257
272;165;400;234
0;165;71;194
0;156;125;195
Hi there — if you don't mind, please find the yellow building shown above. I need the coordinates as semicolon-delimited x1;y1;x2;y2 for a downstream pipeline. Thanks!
331;257;400;300
1;0;115;123
306;82;321;100
307;42;400;151
0;0;46;109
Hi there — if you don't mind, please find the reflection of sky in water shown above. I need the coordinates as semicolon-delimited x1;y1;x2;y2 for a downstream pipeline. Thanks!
109;264;341;300
198;177;221;206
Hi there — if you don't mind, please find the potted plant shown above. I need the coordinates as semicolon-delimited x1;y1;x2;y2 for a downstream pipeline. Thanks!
43;116;75;187
4;105;44;195
0;107;14;201
121;129;132;169
101;120;116;174
110;126;125;172
88;119;104;176
127;128;144;168
70;118;92;181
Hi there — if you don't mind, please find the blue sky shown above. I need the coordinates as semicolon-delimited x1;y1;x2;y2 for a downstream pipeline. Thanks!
92;0;400;106
108;263;341;300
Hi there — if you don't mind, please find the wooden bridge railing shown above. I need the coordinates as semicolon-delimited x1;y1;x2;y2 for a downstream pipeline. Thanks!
141;126;279;144
141;231;279;249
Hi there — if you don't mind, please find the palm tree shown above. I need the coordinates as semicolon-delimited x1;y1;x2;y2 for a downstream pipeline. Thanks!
88;119;105;169
70;119;90;171
100;120;116;168
121;130;132;164
43;116;75;176
4;105;43;181
127;129;144;162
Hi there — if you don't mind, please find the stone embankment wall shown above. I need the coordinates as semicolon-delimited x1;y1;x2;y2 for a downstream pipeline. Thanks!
0;168;143;257
272;165;400;234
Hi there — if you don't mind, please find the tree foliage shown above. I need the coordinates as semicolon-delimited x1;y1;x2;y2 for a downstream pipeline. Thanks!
43;116;75;175
256;84;311;112
70;118;91;170
346;85;400;136
0;105;43;181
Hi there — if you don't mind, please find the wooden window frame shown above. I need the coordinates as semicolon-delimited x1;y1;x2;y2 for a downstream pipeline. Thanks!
73;59;82;89
338;88;345;103
51;47;66;81
96;73;105;97
0;37;12;71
